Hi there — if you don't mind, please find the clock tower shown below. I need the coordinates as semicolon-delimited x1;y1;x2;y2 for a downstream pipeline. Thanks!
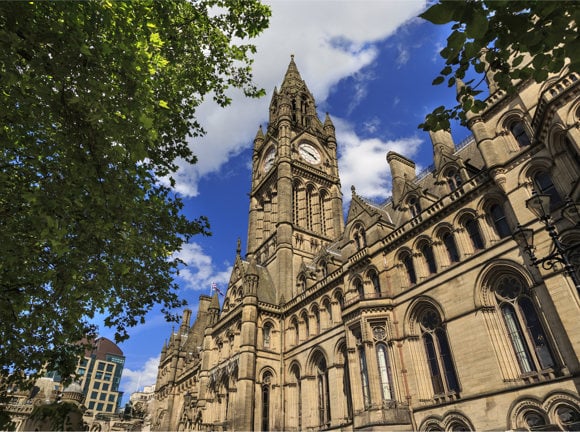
247;56;344;304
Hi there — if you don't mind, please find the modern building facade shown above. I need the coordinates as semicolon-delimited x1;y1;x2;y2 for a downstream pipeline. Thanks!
151;56;580;431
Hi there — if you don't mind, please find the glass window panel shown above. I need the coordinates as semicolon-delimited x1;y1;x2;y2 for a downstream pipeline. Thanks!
501;304;535;373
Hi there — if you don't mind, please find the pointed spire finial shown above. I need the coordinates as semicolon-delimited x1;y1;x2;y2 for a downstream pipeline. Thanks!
236;238;241;255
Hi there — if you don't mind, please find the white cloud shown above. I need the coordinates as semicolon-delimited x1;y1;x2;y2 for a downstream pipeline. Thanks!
335;117;423;203
121;356;160;395
175;243;232;292
171;0;426;197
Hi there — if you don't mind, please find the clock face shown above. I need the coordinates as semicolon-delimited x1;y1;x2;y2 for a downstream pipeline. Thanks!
298;143;321;164
263;147;276;172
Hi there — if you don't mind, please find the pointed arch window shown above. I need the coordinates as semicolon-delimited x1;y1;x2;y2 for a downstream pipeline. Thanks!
511;121;531;147
369;270;381;295
401;252;417;285
464;216;485;250
312;307;320;335
301;311;310;338
445;168;462;192
441;231;460;263
376;344;393;401
340;344;353;420
293;181;301;226
421;242;437;274
291;317;299;345
533;171;563;210
408;196;422;218
323;298;333;325
315;355;331;427
319;190;328;235
353;224;367;250
489;203;511;238
263;323;272;349
419;308;460;395
354;278;364;299
306;185;314;231
261;372;272;431
494;275;555;373
291;366;302;430
359;346;371;409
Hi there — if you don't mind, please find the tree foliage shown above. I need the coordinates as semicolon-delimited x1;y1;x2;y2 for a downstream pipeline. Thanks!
0;0;270;389
419;1;580;131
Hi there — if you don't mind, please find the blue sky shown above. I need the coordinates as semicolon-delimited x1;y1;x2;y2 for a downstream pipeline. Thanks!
105;1;477;401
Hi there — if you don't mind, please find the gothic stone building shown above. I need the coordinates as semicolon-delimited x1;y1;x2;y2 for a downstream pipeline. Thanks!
152;57;580;431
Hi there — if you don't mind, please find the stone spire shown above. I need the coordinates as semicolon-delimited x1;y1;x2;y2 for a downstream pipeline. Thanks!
280;54;306;93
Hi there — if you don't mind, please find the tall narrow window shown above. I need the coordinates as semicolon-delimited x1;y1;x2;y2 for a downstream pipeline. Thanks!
421;242;437;274
408;196;421;218
445;168;462;191
291;317;299;345
464;217;485;250
511;121;531;147
376;344;393;401
315;355;331;426
301;311;310;339
261;373;271;431
313;308;320;335
489;203;511;238
359;347;371;409
319;191;327;235
401;252;417;285
291;366;302;431
306;185;314;231
354;279;364;299
370;271;381;295
263;323;272;349
341;344;353;420
419;308;460;395
494;275;556;373
534;171;563;209
293;181;300;226
442;231;460;263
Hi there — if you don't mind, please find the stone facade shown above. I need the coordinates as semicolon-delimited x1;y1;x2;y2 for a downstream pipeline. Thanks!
152;56;580;431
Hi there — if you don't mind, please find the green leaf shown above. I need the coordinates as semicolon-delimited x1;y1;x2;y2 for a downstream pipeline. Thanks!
465;9;489;40
420;2;458;25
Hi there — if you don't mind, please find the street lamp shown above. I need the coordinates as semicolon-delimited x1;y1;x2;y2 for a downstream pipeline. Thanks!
512;192;580;296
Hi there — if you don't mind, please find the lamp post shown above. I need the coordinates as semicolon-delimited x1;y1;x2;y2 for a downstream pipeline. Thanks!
512;192;580;296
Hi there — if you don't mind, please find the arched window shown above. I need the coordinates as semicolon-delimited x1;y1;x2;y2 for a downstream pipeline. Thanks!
353;224;367;250
293;181;301;227
263;323;272;349
312;307;320;335
421;242;437;274
301;311;310;338
511;121;531;147
297;274;306;292
323;298;333;325
354;278;364;299
314;355;331;427
419;308;460;395
376;344;393;401
489;203;511;238
556;404;580;431
261;372;272;431
359;345;371;409
319;260;328;278
441;231;460;263
291;365;302;430
291;317;299;345
533;171;563;209
319;190;328;235
306;185;314;231
369;270;381;295
464;216;485;250
445;168;462;192
340;344;353;420
408;196;421;218
401;252;417;285
494;275;555;373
